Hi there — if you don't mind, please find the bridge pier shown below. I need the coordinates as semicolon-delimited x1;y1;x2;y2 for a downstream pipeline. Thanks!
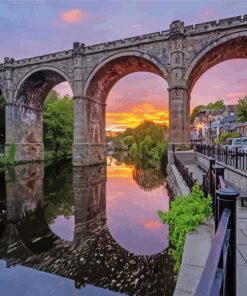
73;96;106;166
5;103;44;162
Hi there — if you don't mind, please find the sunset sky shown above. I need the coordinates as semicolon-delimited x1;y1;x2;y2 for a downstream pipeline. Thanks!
0;1;247;131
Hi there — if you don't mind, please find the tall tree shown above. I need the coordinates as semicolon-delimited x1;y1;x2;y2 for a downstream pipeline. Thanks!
206;100;224;109
43;95;73;157
236;96;247;122
190;105;205;124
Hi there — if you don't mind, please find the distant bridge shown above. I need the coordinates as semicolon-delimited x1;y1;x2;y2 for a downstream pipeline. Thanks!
0;15;247;165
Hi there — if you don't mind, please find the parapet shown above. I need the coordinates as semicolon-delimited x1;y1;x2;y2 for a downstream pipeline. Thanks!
1;14;247;67
184;14;247;34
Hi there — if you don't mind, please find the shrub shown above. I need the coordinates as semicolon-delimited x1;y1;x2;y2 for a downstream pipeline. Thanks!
158;184;212;273
0;143;16;166
218;132;241;144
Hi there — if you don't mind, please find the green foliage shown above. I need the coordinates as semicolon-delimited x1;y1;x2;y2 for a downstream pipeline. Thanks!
44;150;56;162
123;135;134;148
218;132;241;143
0;94;5;109
190;105;205;124
43;92;73;159
44;161;74;224
108;120;168;168
158;184;212;273
190;100;224;124
206;100;224;110
0;143;16;166
236;96;247;123
176;144;192;151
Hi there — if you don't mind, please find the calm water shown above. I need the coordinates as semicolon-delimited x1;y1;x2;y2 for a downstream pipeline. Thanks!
0;154;175;296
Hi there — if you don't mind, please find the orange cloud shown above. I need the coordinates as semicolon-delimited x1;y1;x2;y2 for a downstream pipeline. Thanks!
106;102;169;131
60;9;87;24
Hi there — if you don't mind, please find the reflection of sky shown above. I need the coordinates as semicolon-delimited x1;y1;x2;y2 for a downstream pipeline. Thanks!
49;215;75;241
0;260;124;296
106;160;169;256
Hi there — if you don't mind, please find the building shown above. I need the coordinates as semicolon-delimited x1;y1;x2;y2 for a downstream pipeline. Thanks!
232;121;247;137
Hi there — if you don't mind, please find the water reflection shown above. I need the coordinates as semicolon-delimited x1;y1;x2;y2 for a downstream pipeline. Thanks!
0;157;175;296
106;155;169;255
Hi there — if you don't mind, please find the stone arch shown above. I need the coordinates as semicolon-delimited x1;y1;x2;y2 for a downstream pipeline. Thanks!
9;66;74;162
14;65;73;109
73;50;170;166
84;50;170;103
185;30;247;94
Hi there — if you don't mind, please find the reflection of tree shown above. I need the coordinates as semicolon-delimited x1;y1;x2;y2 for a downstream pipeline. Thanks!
44;161;74;224
132;167;164;191
111;153;164;191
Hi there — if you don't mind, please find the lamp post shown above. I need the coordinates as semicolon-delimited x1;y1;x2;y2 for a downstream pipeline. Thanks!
208;111;212;146
198;122;203;147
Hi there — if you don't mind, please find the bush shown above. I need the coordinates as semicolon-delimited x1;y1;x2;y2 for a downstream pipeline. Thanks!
0;143;16;166
158;184;212;273
218;132;241;144
176;144;192;151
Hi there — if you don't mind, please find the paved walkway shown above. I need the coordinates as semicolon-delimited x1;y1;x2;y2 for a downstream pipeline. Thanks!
236;198;247;296
186;163;247;295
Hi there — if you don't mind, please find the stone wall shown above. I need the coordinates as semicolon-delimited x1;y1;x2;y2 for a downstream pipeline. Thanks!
166;164;190;198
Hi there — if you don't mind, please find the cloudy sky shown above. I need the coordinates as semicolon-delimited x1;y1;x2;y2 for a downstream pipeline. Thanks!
0;0;247;131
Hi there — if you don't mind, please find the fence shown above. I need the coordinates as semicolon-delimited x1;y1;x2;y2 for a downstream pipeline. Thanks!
172;148;239;295
195;144;247;172
173;153;198;190
194;158;239;296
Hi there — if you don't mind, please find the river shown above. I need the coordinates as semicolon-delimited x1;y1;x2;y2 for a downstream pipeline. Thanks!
0;154;175;296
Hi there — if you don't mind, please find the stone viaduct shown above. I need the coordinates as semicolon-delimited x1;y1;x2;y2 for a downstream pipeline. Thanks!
0;15;247;166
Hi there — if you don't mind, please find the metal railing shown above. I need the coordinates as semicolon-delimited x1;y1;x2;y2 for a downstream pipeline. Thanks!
173;153;198;190
195;158;239;296
195;144;247;172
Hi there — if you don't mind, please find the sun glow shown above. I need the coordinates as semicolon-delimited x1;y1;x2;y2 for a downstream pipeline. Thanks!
106;102;169;132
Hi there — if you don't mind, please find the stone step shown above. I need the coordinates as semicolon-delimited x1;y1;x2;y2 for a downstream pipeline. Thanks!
175;152;198;165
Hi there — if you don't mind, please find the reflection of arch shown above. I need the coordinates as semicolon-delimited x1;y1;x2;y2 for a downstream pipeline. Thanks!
0;162;175;294
84;50;169;102
14;65;73;109
16;205;65;255
185;31;247;93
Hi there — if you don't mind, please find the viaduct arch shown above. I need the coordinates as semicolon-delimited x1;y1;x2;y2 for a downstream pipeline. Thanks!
0;15;247;165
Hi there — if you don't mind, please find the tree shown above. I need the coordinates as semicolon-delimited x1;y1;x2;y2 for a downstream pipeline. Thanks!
0;94;5;109
190;105;205;124
206;100;224;109
236;96;247;123
190;100;225;124
43;95;73;157
44;90;60;111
